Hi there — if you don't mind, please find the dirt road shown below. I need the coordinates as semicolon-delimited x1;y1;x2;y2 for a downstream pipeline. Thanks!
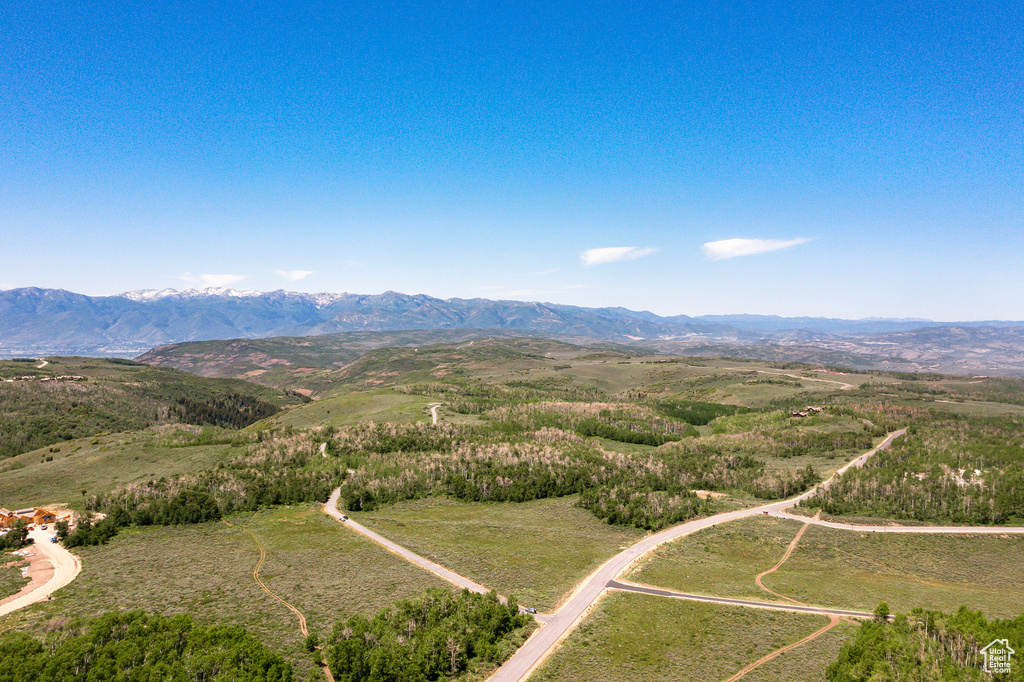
324;489;489;594
606;580;873;620
0;528;82;618
767;510;1024;534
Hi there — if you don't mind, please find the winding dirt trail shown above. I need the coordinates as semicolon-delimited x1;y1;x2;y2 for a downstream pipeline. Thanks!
728;511;853;681
723;615;841;682
754;515;815;606
223;519;334;682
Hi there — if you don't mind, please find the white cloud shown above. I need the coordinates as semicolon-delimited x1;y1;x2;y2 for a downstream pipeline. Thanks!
276;269;314;281
701;238;810;260
178;272;249;287
580;246;657;266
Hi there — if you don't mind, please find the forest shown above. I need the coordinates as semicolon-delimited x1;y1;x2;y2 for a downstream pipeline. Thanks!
325;588;532;682
804;415;1024;524
0;611;293;682
75;397;869;539
828;606;1024;681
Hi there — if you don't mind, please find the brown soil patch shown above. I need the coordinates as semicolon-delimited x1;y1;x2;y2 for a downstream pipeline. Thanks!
0;550;54;608
691;490;728;499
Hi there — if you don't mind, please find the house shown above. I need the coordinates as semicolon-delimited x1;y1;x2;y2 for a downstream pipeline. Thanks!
13;507;55;525
0;508;15;529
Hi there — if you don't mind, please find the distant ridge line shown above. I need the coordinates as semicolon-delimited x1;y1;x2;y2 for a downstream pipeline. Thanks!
1;288;1022;370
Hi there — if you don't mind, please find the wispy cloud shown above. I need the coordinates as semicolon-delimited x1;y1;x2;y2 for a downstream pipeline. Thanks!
701;238;810;260
179;272;248;287
580;246;657;266
276;269;314;281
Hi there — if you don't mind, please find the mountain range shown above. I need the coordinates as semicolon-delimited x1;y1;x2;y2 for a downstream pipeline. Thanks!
2;287;1023;375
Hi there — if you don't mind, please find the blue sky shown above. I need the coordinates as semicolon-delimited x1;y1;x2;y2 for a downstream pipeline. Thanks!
2;1;1021;319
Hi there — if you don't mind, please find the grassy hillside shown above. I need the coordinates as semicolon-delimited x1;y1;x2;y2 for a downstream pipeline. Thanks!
6;334;1024;682
135;329;585;393
0;357;305;459
3;505;450;679
0;427;247;510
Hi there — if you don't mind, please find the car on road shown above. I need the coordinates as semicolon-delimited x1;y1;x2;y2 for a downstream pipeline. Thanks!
523;607;537;614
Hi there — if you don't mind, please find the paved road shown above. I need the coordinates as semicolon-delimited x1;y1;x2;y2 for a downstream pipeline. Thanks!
324;488;489;594
0;528;82;618
607;580;874;620
487;430;907;682
767;509;1024;534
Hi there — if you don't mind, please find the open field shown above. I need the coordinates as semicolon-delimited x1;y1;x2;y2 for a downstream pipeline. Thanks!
0;429;241;510
740;623;855;682
767;525;1024;618
630;516;801;603
0;505;450;680
262;389;434;428
631;516;1024;618
533;591;854;682
352;495;647;611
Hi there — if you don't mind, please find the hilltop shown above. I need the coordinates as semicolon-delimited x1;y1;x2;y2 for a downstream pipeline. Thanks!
0;357;306;459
